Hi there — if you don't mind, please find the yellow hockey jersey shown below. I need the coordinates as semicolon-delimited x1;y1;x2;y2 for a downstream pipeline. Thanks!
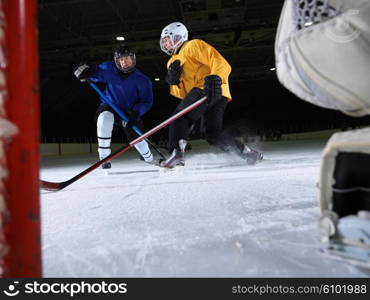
167;39;232;101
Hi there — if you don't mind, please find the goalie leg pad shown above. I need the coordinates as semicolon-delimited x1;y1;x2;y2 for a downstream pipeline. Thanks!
319;127;370;268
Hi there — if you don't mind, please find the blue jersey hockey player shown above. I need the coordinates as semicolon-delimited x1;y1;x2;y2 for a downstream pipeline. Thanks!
74;44;154;169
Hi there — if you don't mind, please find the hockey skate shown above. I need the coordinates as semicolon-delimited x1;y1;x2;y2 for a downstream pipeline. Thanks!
138;152;162;166
101;161;111;169
320;211;370;268
241;145;263;165
160;139;187;168
145;157;164;167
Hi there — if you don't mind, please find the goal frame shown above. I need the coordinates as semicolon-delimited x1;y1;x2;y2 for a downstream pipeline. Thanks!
1;0;41;277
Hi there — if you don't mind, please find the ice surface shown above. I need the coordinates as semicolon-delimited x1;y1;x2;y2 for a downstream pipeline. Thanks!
40;139;370;277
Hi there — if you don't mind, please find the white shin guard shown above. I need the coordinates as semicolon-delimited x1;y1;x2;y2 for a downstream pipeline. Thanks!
134;140;153;162
97;111;114;160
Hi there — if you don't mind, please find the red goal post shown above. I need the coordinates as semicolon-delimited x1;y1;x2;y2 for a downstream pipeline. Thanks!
0;0;41;277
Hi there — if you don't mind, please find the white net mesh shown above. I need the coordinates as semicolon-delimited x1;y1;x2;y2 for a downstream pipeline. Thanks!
294;0;339;30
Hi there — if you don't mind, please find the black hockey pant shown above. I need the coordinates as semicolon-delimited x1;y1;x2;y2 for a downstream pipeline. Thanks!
168;87;245;154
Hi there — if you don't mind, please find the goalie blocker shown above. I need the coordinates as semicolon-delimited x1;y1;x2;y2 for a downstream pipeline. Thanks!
275;0;370;116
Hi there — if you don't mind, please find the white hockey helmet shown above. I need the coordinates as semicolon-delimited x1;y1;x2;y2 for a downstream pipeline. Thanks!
160;22;188;55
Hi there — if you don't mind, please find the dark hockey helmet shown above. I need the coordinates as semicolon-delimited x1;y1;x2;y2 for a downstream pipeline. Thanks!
114;44;136;73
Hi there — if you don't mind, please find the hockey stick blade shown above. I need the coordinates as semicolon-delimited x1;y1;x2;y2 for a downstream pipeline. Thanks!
40;96;207;191
40;143;132;191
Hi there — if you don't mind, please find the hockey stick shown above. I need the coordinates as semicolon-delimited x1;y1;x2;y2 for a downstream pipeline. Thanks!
40;95;207;191
87;80;167;160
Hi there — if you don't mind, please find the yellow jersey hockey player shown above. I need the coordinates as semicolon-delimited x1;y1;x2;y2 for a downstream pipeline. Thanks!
159;22;263;167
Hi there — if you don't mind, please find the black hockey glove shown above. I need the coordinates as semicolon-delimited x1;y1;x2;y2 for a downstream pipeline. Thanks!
123;110;139;129
204;75;222;104
165;60;182;85
73;63;95;82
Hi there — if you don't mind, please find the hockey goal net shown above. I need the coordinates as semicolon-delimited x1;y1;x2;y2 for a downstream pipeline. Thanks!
0;0;41;277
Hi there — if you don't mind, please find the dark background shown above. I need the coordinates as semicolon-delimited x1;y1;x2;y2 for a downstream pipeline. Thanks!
38;0;370;144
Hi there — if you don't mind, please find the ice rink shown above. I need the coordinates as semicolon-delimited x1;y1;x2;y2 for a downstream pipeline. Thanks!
40;139;370;277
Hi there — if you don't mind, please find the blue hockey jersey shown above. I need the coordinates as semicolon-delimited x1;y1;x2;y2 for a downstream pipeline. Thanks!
89;62;153;117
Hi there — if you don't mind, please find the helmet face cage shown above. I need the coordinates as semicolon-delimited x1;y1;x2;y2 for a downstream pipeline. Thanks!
160;22;188;55
160;34;185;55
114;46;136;73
